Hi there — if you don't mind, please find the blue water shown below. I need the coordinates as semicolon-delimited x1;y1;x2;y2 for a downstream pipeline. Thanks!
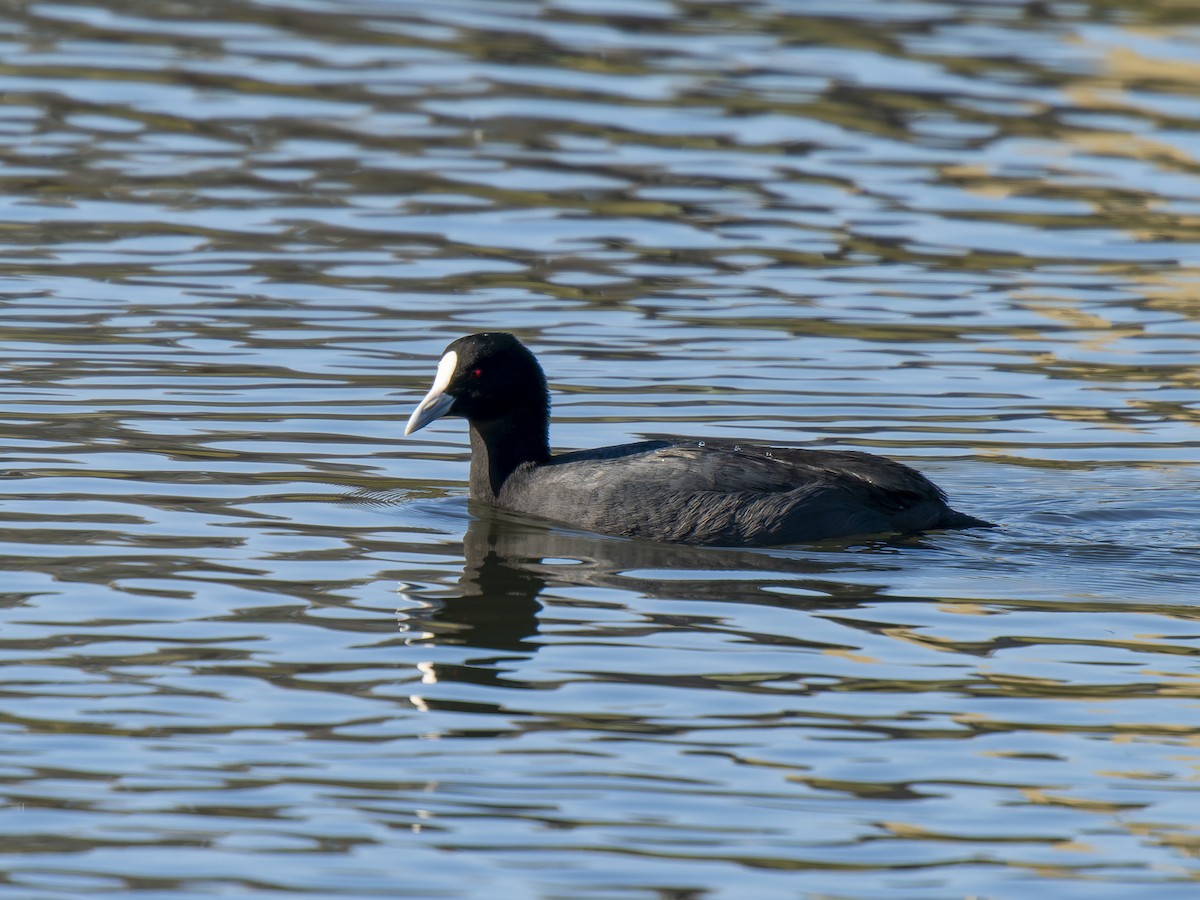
0;1;1198;897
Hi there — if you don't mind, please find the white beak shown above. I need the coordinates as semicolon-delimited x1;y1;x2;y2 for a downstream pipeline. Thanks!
404;350;458;436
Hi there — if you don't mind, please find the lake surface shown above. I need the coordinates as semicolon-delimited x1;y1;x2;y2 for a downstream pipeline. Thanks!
1;0;1198;897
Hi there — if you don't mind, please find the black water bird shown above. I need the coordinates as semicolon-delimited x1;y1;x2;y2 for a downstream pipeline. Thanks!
405;333;991;546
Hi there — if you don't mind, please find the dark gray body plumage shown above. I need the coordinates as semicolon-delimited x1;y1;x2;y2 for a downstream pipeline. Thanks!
494;439;985;546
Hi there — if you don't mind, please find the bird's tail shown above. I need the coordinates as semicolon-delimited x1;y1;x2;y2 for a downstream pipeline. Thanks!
941;508;995;530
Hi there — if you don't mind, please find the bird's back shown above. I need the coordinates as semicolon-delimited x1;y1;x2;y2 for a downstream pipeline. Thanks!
496;440;985;546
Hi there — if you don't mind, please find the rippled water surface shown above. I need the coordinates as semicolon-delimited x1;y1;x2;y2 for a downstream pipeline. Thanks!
1;0;1199;897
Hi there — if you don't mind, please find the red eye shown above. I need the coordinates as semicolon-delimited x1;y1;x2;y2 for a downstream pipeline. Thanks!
470;367;483;379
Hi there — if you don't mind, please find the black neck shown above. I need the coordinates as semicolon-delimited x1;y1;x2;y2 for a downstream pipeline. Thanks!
468;407;550;503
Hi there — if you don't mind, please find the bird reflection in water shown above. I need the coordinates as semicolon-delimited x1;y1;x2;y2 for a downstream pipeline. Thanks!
396;503;925;703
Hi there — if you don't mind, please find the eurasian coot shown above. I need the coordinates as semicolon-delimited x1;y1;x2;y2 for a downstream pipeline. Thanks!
405;332;991;546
